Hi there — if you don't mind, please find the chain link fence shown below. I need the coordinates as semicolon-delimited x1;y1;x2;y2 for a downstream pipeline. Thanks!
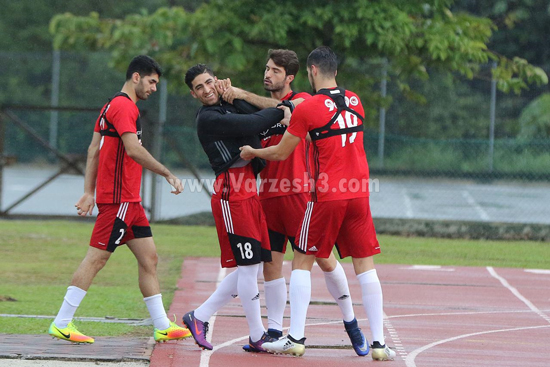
1;51;549;225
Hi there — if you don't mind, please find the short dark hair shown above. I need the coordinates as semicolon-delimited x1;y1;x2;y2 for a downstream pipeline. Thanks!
267;49;300;77
185;64;215;89
306;46;338;77
125;55;162;80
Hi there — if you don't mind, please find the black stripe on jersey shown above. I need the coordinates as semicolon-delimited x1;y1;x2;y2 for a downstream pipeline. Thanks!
113;140;124;203
312;142;320;203
222;171;230;201
305;140;312;199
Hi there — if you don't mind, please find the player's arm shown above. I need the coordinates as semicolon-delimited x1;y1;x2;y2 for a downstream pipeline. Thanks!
121;132;183;194
75;132;101;216
222;86;278;109
201;107;284;137
239;130;301;161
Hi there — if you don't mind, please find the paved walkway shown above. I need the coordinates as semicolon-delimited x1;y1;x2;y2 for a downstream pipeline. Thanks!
0;334;152;366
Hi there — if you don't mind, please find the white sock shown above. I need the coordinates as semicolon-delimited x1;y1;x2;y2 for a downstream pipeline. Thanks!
323;262;355;322
288;269;311;340
195;269;239;322
54;286;86;328
357;269;385;345
264;277;287;332
144;294;170;330
237;264;265;342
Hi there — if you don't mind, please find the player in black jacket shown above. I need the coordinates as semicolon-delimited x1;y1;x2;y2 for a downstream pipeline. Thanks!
181;64;286;353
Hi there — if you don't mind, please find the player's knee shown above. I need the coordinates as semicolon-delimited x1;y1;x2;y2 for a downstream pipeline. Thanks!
138;252;158;273
292;252;315;270
263;260;283;280
316;257;336;272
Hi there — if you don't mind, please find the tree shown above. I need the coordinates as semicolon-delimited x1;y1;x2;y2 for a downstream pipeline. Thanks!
519;93;550;138
49;0;548;128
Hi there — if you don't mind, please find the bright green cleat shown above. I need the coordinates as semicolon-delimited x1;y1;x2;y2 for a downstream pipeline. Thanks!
154;321;192;343
49;321;94;344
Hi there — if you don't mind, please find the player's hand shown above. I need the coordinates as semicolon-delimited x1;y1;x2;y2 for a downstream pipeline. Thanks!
239;145;255;160
215;78;232;94
221;87;237;104
222;86;246;104
166;175;184;195
277;105;291;126
75;193;95;216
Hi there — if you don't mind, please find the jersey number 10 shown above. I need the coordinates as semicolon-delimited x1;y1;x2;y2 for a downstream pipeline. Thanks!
335;111;358;147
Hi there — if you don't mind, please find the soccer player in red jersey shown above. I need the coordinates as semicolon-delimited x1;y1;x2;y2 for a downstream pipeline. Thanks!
49;55;191;344
240;47;396;360
222;49;367;356
181;64;286;352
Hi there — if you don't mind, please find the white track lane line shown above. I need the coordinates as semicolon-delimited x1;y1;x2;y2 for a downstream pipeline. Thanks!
200;267;227;367
487;266;550;324
404;324;550;367
402;188;413;218
462;190;489;221
404;268;550;367
201;307;550;366
383;312;405;359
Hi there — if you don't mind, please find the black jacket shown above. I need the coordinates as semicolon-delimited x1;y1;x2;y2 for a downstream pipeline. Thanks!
196;99;284;177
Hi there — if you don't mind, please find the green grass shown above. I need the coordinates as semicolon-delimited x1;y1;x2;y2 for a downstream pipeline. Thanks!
0;219;549;336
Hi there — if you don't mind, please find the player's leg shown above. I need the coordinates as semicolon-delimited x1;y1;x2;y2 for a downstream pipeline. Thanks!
126;236;190;342
316;253;355;323
183;268;239;350
262;230;287;338
263;201;344;356
262;250;314;356
126;204;191;343
352;256;394;360
261;196;291;339
70;247;112;291
342;197;395;360
49;246;111;344
231;196;279;352
49;203;121;344
316;253;368;356
237;263;265;338
183;196;239;350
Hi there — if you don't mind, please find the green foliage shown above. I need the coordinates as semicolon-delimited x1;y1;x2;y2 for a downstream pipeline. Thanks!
0;0;169;52
455;0;550;68
518;93;550;138
48;0;547;111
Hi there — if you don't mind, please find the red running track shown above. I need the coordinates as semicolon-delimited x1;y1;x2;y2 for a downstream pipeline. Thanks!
151;258;550;367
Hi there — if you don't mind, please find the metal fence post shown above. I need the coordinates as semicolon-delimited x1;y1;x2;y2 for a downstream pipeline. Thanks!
50;49;61;149
0;111;4;213
150;80;168;222
378;59;388;168
488;61;497;172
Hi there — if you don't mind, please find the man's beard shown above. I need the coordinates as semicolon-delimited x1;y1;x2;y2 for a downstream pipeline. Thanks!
264;81;284;93
136;83;149;100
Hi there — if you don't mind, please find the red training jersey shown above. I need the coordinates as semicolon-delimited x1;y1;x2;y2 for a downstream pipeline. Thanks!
287;88;369;202
94;93;143;204
259;91;312;199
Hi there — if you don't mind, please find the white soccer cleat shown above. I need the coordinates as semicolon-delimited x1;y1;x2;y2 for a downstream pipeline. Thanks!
262;335;306;357
371;341;396;361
